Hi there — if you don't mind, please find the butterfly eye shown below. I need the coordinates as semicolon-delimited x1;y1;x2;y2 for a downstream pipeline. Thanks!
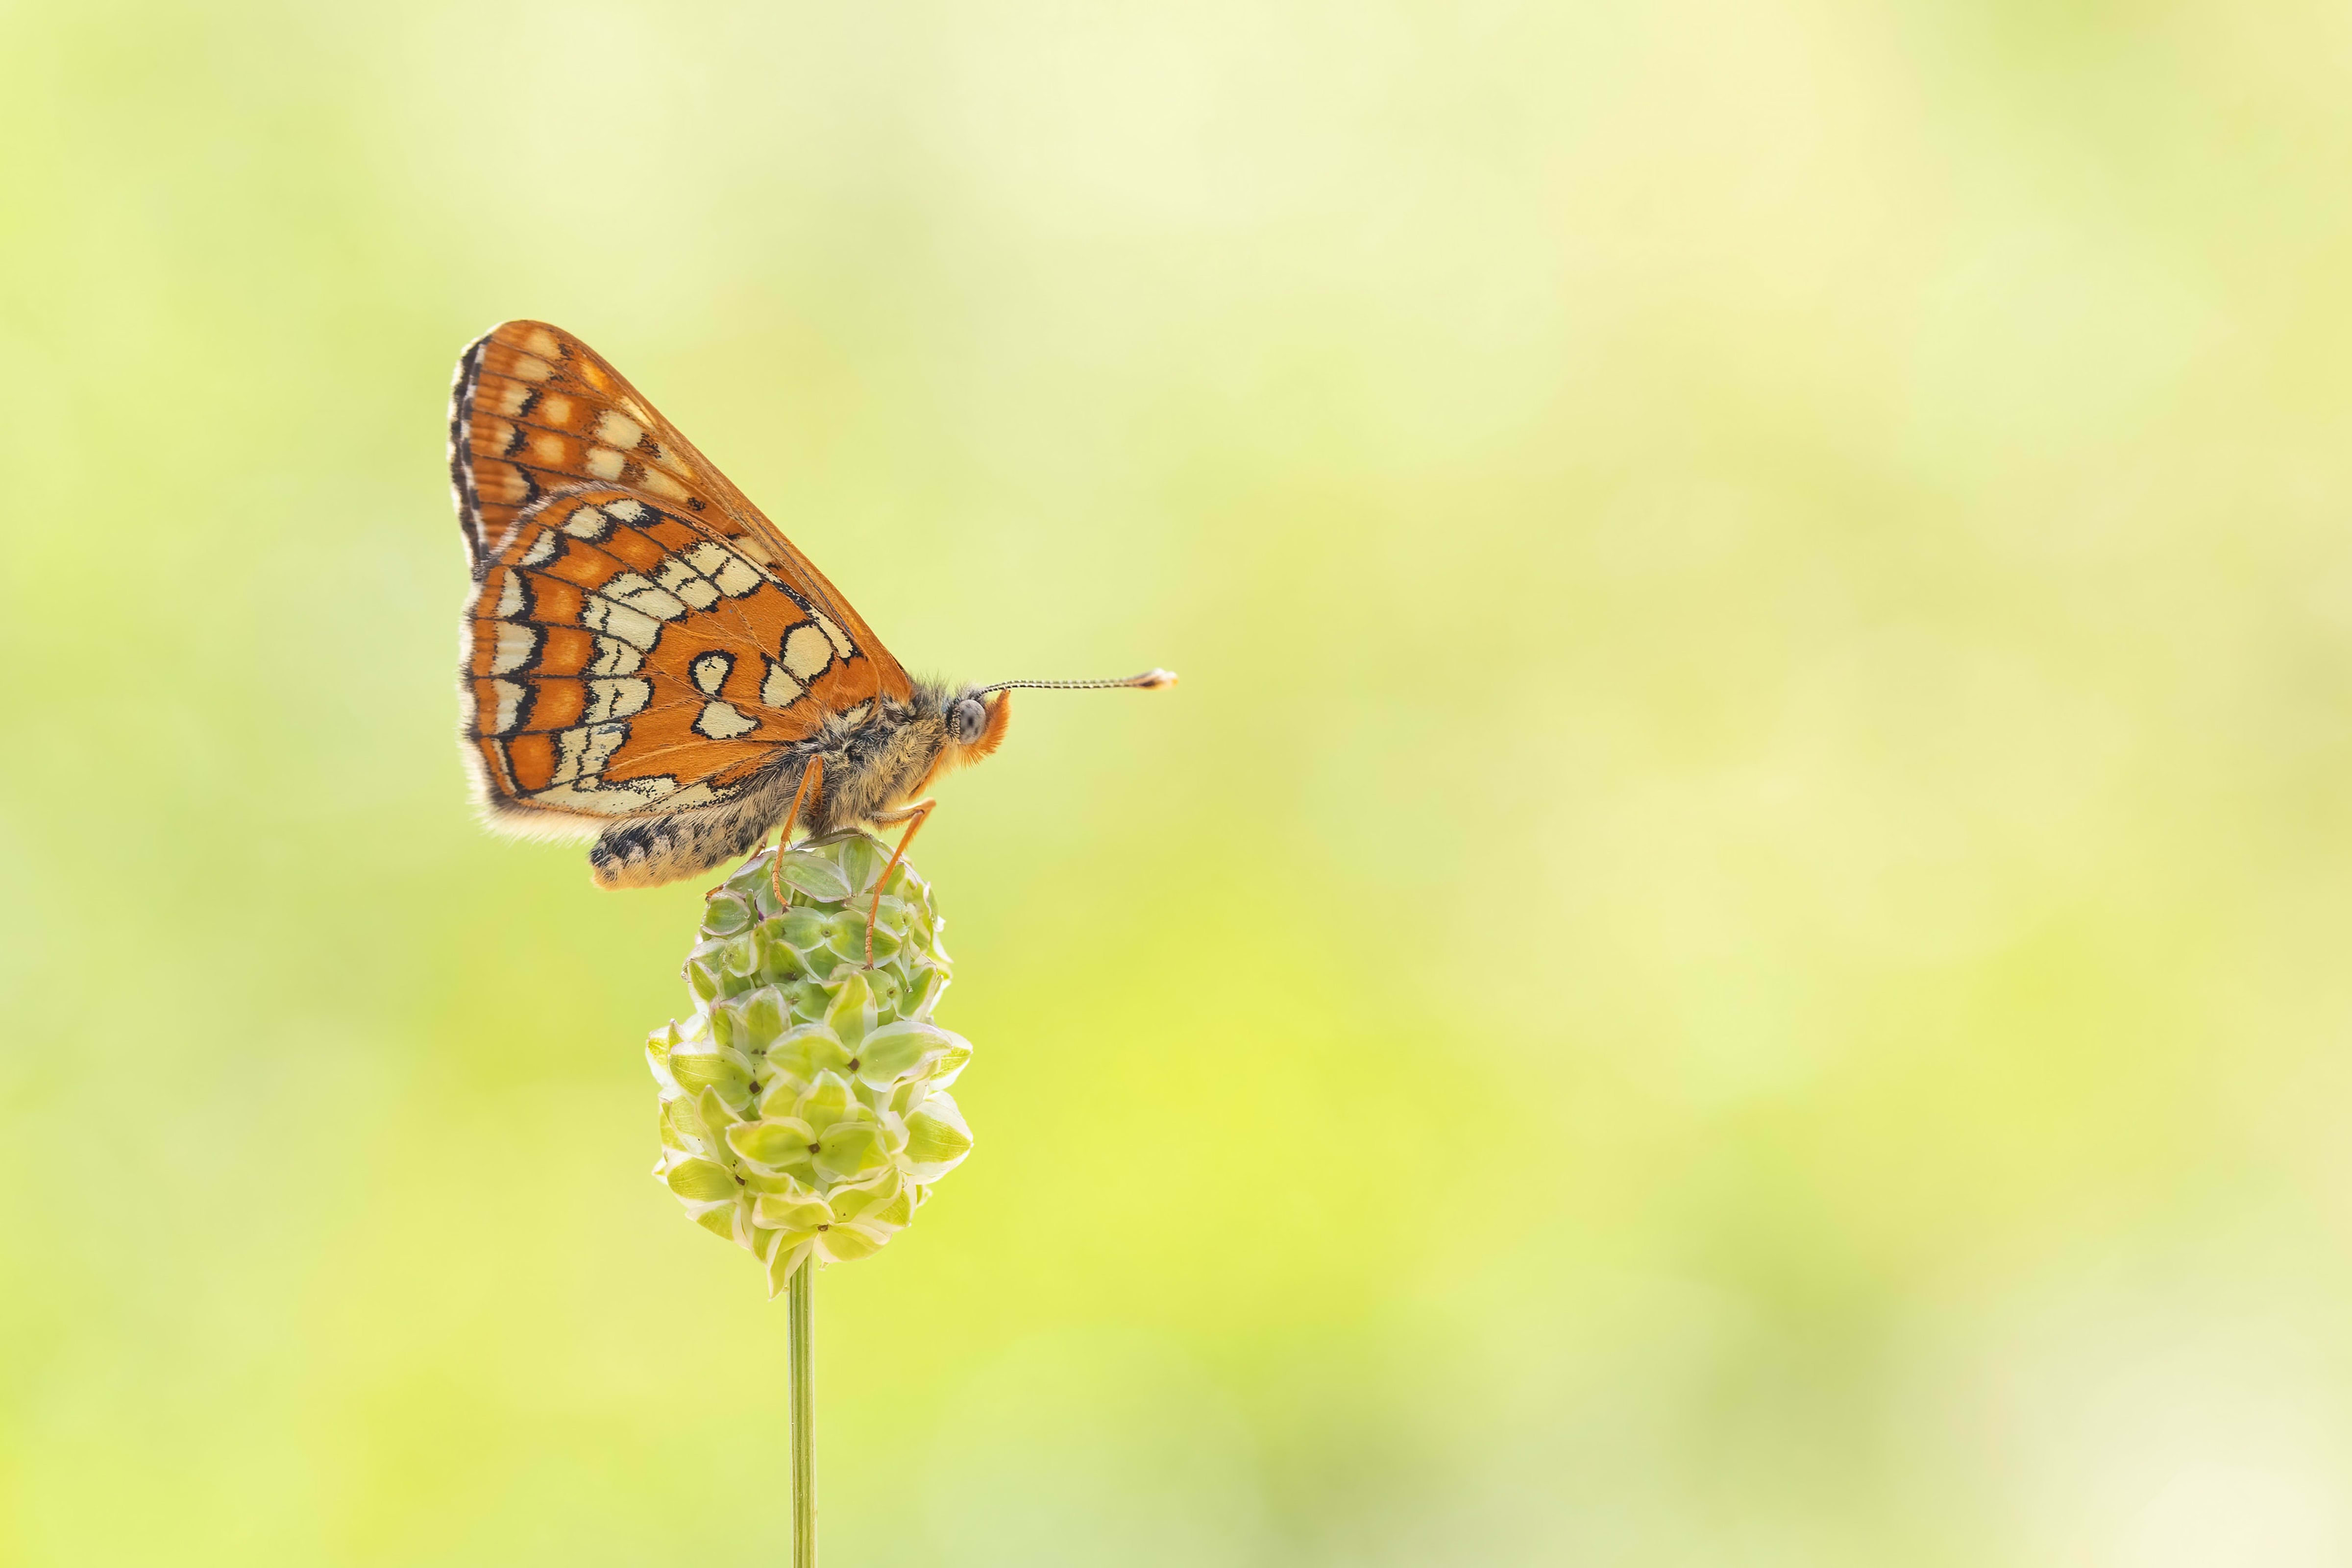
948;697;987;746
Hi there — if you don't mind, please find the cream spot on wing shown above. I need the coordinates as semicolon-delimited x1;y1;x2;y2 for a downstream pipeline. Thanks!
783;622;833;680
581;362;611;391
662;782;723;810
529;777;671;815
732;535;775;566
638;469;688;500
588;636;644;676
582;598;660;650
813;614;854;659
562;504;612;540
601;574;685;620
578;728;625;780
496;382;532;416
596;411;644;449
494;569;523;619
761;660;804;709
512;353;555;382
491;679;525;734
531;432;567;464
606;497;646;522
689;651;733;696
550;722;629;786
712;555;761;597
539;393;574;428
586;677;653;721
490;621;538;675
693;701;759;740
518;527;559;567
524;328;561;358
586;447;626;480
481;465;530;504
657;557;719;610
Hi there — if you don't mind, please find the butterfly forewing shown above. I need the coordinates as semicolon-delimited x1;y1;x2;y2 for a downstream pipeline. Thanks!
451;322;909;837
451;329;706;564
448;320;910;685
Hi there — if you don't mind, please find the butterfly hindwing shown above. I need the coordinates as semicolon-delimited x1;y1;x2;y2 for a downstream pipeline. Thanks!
459;487;881;839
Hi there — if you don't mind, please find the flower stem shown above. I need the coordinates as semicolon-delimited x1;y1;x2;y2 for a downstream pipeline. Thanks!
789;1257;817;1567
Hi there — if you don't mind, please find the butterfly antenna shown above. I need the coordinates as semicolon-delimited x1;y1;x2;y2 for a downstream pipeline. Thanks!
977;669;1178;695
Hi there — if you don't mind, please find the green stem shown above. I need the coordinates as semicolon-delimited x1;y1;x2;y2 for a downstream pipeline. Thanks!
788;1258;816;1567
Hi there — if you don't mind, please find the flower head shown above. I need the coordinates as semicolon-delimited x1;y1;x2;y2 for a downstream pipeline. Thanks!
647;835;975;1294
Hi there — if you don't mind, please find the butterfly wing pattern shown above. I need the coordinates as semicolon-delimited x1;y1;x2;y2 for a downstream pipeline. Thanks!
449;321;914;886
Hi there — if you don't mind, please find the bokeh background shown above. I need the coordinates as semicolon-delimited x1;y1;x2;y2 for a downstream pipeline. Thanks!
8;2;2352;1563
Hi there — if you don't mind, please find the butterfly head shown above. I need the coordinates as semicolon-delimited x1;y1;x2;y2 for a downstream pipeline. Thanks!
945;686;1013;762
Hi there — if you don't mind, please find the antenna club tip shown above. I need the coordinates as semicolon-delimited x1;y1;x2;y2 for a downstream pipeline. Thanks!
1139;668;1179;689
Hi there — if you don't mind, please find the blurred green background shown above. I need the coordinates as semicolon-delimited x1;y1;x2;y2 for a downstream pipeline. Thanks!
8;1;2352;1563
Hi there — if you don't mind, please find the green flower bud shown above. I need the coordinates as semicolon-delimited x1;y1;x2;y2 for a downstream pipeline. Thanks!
645;835;975;1297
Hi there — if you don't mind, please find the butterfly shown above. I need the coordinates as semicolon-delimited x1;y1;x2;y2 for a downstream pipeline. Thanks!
448;320;1173;946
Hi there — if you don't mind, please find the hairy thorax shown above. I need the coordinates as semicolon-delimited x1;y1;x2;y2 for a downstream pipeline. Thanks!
799;697;952;836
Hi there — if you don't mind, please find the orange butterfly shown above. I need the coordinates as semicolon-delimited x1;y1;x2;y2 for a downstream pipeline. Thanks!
448;321;1172;938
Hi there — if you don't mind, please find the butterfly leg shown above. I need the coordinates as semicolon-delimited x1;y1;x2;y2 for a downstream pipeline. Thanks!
768;754;826;910
862;798;936;967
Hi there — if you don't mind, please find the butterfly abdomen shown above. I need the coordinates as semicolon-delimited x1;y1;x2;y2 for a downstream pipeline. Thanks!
587;775;801;889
